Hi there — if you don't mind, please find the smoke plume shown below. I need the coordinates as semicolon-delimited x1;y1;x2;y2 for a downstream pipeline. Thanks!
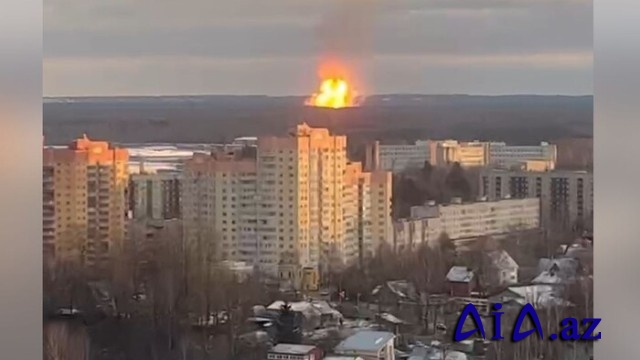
316;0;376;96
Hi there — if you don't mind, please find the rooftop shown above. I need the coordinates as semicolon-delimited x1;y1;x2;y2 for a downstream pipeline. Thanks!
533;258;579;284
335;331;395;353
371;280;418;301
446;266;474;283
269;344;317;355
267;300;342;318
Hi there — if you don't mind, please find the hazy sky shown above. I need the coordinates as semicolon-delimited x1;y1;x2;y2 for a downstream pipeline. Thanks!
44;0;593;96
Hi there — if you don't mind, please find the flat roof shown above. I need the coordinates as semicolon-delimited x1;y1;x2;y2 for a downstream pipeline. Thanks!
335;331;395;353
270;344;317;355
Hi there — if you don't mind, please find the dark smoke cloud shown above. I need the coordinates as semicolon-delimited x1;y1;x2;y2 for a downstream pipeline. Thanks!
316;0;377;95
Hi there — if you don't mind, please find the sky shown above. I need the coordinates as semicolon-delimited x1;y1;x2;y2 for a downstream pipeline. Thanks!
44;0;593;97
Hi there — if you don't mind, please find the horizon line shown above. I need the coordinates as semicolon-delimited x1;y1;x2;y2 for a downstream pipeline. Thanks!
43;93;594;99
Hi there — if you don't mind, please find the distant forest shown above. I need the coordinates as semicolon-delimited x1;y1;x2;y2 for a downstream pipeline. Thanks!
43;95;593;153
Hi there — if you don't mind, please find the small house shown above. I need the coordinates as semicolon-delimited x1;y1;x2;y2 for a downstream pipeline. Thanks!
334;331;396;360
482;249;519;289
446;266;477;297
267;344;322;360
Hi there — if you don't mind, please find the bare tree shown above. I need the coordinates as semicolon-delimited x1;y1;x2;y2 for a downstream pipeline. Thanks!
44;322;89;360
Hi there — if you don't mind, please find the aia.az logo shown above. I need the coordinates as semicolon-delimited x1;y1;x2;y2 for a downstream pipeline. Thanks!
453;303;601;342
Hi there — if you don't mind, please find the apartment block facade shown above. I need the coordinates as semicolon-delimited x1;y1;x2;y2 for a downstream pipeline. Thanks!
393;198;540;252
368;140;430;173
367;139;558;173
129;171;182;220
181;124;392;290
488;142;557;170
344;162;393;267
43;135;129;272
181;151;258;266
479;168;593;229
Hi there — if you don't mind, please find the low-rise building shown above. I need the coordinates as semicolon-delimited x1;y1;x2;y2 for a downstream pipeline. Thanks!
488;142;557;170
334;331;396;360
489;284;570;309
482;249;519;289
429;140;489;167
370;141;430;173
392;198;540;251
266;300;343;330
323;356;364;360
532;258;579;285
267;344;322;360
446;266;477;297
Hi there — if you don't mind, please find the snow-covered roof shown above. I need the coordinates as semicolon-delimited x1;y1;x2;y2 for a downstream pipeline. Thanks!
492;284;571;308
446;266;475;283
408;345;467;360
537;258;578;275
267;300;342;319
532;271;565;284
335;331;395;353
270;344;317;355
268;300;321;318
371;280;418;300
533;258;579;284
378;312;406;325
445;351;468;360
323;356;364;360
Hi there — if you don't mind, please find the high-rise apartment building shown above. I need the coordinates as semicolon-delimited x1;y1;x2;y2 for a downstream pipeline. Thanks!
129;171;182;220
43;135;129;272
344;162;393;267
181;150;257;266
479;168;593;229
181;124;392;290
256;124;349;289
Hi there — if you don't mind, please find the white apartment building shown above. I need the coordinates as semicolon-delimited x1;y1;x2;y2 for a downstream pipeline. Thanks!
257;124;358;290
393;198;540;251
479;168;593;229
182;124;392;291
488;142;557;170
181;151;258;266
43;136;129;271
344;162;393;267
129;171;182;220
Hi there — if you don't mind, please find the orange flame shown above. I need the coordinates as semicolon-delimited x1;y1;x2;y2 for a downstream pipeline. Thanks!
305;77;358;109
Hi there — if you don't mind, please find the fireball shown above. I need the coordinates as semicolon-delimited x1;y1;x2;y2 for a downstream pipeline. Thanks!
305;77;358;109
